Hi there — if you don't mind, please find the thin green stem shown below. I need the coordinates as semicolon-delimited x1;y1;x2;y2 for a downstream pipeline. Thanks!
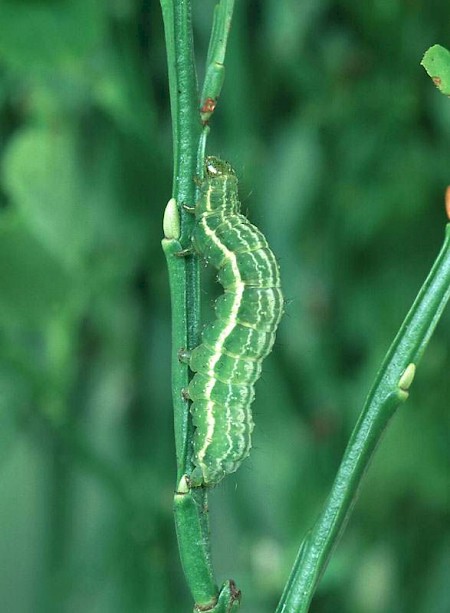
162;233;218;608
161;2;239;609
196;126;210;177
161;0;200;482
200;0;235;122
277;224;450;613
160;1;177;192
161;2;239;610
161;0;215;609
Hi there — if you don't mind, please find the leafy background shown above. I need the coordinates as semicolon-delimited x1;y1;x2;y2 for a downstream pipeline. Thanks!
0;1;449;612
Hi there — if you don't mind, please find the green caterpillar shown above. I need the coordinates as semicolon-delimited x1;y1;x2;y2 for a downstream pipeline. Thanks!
186;156;283;486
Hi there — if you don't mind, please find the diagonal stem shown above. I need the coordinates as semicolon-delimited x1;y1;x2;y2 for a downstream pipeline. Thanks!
276;224;450;613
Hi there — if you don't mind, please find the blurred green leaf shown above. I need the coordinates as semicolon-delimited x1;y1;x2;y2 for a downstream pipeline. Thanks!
0;368;29;465
0;211;72;324
2;127;91;269
0;0;106;74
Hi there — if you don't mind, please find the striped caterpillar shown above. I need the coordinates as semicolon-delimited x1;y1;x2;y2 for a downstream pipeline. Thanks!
184;156;283;487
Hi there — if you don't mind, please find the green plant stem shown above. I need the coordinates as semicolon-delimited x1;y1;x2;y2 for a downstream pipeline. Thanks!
160;1;215;609
160;0;202;535
277;224;450;613
161;0;200;223
200;0;235;122
173;475;218;607
161;236;218;609
161;2;241;610
160;1;178;174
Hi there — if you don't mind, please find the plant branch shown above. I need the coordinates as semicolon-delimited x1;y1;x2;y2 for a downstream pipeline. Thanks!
161;0;215;608
200;0;235;122
161;1;238;610
276;223;450;612
161;0;200;483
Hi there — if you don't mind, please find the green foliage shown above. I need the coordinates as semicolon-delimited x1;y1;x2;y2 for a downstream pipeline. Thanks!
422;44;450;96
0;1;448;612
4;127;90;269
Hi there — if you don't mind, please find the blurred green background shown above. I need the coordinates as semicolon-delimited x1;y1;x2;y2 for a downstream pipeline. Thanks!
0;1;449;612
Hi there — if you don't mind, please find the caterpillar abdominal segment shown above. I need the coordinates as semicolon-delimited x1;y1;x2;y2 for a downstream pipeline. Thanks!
187;156;283;486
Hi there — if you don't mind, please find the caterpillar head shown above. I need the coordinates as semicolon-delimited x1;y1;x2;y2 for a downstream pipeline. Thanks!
204;156;236;178
196;156;240;216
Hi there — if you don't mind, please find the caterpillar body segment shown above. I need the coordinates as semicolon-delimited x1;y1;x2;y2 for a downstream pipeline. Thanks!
188;156;283;486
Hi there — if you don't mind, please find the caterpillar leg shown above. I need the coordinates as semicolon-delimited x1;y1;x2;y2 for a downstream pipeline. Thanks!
189;467;206;488
189;465;225;489
175;247;194;257
178;348;192;364
181;387;192;401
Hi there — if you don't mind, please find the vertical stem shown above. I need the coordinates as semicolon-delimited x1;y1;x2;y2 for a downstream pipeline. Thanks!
161;1;219;609
200;0;235;122
161;0;201;477
173;0;201;248
161;3;239;610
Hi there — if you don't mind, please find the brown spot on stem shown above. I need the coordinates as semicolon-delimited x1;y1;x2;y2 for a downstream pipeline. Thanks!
200;97;217;115
445;186;450;220
432;76;442;87
200;97;217;124
200;98;216;113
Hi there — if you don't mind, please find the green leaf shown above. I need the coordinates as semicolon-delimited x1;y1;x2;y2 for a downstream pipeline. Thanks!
0;0;106;74
421;44;450;96
0;368;29;467
2;127;90;270
0;212;72;325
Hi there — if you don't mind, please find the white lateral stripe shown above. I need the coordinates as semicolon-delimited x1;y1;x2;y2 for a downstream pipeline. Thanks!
196;215;244;464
